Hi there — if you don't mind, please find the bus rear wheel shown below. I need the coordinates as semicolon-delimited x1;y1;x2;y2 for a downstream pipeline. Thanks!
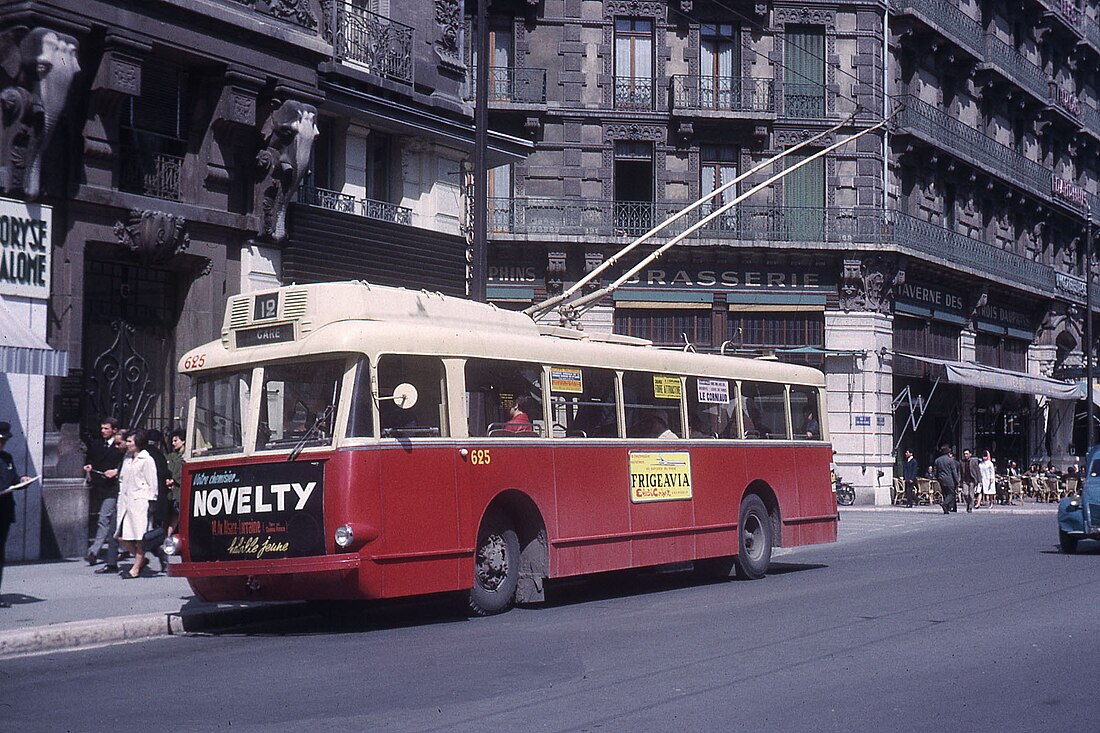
735;494;772;580
468;509;521;616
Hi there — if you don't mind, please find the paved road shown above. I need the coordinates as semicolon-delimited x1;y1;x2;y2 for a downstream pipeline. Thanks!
2;511;1096;732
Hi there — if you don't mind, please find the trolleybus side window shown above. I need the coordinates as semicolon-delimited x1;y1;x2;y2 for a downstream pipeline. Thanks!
378;354;448;438
346;358;374;438
256;359;344;450
465;359;544;437
192;369;252;456
686;376;734;439
623;371;684;439
741;381;788;439
549;366;618;438
789;385;821;440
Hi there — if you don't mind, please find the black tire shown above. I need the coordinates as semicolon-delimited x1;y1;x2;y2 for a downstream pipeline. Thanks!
1059;530;1079;555
735;494;772;580
835;484;855;507
468;509;521;616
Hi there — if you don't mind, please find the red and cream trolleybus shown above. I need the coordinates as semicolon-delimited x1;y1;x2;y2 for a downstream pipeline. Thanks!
166;280;837;614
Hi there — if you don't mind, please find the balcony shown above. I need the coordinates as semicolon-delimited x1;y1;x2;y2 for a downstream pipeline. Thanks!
1081;102;1100;139
1049;85;1083;124
300;186;412;225
781;83;826;118
614;76;655;111
1036;0;1082;31
891;0;983;59
466;67;547;104
489;198;1066;296
669;76;775;114
326;0;413;84
119;131;184;202
981;34;1050;104
1083;16;1100;51
893;95;1051;202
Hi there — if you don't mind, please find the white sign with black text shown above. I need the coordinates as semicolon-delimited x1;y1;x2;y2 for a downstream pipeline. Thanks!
0;197;51;300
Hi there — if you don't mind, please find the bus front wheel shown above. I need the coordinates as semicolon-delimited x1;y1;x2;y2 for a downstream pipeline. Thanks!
468;509;521;616
1059;530;1079;555
735;494;772;580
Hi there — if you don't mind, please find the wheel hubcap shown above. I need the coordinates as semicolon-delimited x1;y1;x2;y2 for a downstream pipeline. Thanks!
744;514;765;561
476;533;509;591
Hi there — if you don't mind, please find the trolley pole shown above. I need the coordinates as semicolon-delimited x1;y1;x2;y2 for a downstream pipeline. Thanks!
471;0;490;303
1088;207;1095;448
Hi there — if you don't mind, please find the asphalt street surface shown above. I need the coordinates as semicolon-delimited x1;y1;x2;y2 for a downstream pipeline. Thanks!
3;511;1097;732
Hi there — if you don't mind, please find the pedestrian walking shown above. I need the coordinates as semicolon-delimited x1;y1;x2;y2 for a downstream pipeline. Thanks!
977;451;996;509
116;430;158;579
0;421;32;607
83;417;123;573
902;449;918;507
934;444;961;514
959;448;980;513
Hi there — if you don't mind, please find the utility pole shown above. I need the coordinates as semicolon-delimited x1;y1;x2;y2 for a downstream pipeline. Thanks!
1088;206;1095;447
471;0;490;303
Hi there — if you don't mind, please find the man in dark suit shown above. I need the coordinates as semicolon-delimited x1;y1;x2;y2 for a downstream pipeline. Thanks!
902;449;918;507
83;417;123;572
934;444;960;514
960;448;980;513
0;420;32;607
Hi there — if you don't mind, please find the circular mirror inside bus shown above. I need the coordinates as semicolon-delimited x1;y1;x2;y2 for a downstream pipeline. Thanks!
391;383;418;409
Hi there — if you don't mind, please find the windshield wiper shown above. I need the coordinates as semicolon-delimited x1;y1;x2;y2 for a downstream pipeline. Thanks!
287;404;334;461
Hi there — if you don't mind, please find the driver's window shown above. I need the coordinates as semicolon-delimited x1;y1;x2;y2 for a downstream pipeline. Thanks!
256;360;343;450
378;354;448;438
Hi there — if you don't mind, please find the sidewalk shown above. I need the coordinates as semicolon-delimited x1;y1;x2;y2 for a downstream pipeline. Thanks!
0;500;1059;658
0;558;293;659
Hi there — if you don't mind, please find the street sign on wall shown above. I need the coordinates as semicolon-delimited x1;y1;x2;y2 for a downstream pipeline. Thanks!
0;196;51;300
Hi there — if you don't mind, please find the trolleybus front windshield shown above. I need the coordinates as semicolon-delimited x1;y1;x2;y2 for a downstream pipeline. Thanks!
192;369;252;456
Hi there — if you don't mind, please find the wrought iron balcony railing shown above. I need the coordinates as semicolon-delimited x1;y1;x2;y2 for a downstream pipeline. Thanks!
120;147;183;201
488;198;1066;295
1081;101;1100;138
782;82;826;118
1037;0;1081;29
300;186;412;225
466;66;548;104
669;76;775;113
890;0;983;58
983;34;1050;103
614;76;654;111
894;95;1051;202
326;0;413;84
1083;16;1100;51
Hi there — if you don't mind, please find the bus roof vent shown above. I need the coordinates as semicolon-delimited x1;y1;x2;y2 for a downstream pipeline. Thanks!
222;295;251;346
537;325;589;340
283;289;308;319
588;332;652;346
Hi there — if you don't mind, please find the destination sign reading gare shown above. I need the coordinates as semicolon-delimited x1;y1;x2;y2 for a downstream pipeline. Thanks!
188;461;325;561
0;197;51;300
235;322;294;348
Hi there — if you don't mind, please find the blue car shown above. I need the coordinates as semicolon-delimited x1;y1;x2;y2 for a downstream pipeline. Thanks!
1058;451;1100;553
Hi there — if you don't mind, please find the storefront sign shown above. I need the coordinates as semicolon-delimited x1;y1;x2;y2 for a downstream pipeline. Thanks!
1056;272;1087;302
895;280;966;315
625;267;827;290
187;461;325;561
0;197;51;300
629;451;693;502
975;301;1034;332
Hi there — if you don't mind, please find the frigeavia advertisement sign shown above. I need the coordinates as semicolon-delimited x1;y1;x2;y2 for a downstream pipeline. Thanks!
188;461;325;561
0;197;51;299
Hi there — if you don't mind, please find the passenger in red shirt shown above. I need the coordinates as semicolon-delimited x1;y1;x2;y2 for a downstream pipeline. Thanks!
503;395;536;434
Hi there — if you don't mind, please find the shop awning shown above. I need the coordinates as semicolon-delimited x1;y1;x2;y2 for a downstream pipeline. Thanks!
0;298;68;376
900;354;1082;400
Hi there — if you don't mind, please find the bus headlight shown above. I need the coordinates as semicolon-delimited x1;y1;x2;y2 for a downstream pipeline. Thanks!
162;534;182;556
335;524;355;548
334;522;377;551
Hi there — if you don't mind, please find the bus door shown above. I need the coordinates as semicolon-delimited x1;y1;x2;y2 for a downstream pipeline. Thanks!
547;366;632;575
375;355;460;596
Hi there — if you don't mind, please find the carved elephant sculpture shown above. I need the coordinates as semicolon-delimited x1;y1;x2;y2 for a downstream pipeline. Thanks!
255;99;319;241
0;26;80;199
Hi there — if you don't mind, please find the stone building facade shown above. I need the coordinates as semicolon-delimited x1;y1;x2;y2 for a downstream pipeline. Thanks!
1;0;524;559
477;0;1100;503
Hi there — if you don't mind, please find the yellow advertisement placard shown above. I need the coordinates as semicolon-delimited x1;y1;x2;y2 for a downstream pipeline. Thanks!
550;366;584;393
653;375;682;400
629;451;693;503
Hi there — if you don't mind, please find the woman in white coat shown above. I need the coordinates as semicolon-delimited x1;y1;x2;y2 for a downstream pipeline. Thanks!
977;450;996;509
116;430;158;579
